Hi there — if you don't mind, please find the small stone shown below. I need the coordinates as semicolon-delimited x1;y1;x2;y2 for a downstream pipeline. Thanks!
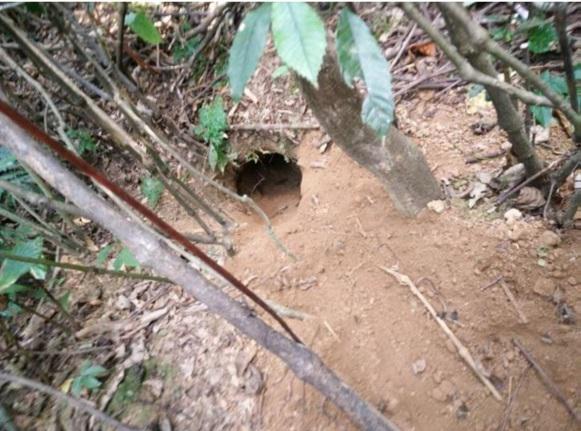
504;208;523;225
567;277;577;286
532;278;555;296
142;379;164;399
432;380;455;402
428;200;446;214
412;359;427;375
539;230;561;248
433;370;444;384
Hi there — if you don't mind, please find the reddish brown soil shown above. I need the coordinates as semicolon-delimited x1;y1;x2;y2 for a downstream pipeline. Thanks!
223;106;581;430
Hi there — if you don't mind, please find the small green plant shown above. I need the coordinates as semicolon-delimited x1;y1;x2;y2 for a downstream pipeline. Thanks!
173;36;201;62
66;129;97;156
140;176;164;208
194;97;232;172
71;361;108;397
125;10;161;45
530;70;573;127
0;148;35;199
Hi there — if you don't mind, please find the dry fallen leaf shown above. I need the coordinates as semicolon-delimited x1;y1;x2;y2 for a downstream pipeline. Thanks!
410;41;437;57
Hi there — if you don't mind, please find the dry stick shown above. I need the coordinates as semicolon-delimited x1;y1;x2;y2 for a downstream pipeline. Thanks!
0;112;400;431
0;46;75;151
0;252;171;283
400;3;551;107
513;339;581;422
0;179;85;217
497;158;562;204
391;23;417;68
499;281;528;324
0;371;141;431
380;266;502;401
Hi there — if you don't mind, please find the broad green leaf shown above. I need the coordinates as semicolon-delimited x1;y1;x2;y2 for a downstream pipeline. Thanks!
0;238;43;292
140;176;164;208
228;4;272;101
126;11;161;45
490;26;513;42
271;3;326;85
113;247;140;271
531;105;553;128
540;71;567;95
96;243;114;267
527;22;556;54
336;9;394;137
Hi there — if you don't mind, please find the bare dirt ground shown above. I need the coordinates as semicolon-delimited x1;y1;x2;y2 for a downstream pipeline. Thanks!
218;96;581;431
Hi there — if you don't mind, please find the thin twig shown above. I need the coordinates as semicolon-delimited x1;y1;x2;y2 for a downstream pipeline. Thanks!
116;2;128;72
401;3;552;107
391;23;417;68
0;251;171;283
555;5;578;115
497;158;562;204
0;179;85;217
0;45;76;151
0;371;142;431
380;266;502;401
500;281;528;324
513;339;581;422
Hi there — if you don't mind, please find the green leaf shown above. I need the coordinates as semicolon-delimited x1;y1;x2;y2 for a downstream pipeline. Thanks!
66;129;97;156
140;176;164;208
228;4;272;101
0;238;43;293
58;291;71;311
271;3;326;85
173;36;200;62
527;22;556;54
113;247;139;271
490;26;513;42
336;9;394;137
194;97;228;147
126;11;161;45
539;71;567;95
531;105;553;128
96;243;114;267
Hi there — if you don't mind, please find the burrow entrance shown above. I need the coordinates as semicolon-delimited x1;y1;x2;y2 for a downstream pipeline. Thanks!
235;153;302;217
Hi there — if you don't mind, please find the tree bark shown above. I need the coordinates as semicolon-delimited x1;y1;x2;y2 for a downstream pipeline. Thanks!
438;5;543;178
0;112;400;431
299;52;442;217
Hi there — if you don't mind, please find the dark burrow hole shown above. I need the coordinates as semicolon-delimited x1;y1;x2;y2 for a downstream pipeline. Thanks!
235;153;302;216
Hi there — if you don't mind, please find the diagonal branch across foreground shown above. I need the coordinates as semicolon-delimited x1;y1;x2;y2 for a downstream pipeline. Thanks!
0;111;400;431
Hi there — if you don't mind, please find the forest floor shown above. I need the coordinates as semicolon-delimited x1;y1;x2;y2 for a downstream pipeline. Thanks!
3;4;580;431
143;77;581;430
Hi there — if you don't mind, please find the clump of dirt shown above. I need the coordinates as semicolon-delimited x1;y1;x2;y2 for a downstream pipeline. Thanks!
236;152;302;218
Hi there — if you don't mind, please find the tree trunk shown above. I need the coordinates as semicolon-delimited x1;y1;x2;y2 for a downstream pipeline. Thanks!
439;6;543;178
299;52;442;217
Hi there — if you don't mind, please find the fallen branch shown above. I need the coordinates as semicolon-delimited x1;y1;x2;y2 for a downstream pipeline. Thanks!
0;110;400;431
380;266;502;401
0;371;141;431
497;158;562;204
513;339;581;422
